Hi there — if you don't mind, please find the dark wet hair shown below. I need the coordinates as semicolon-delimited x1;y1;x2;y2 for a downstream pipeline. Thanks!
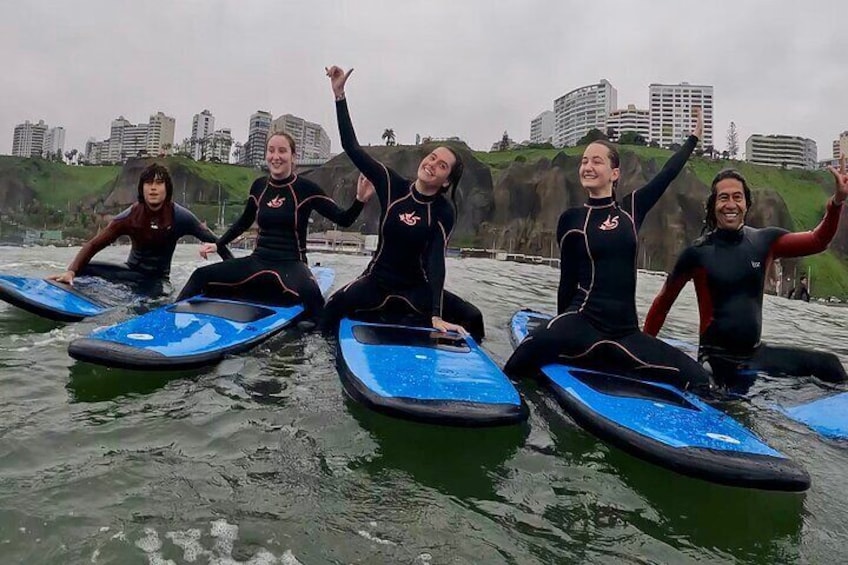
137;163;173;203
266;131;297;155
430;146;464;211
586;140;621;196
702;168;753;233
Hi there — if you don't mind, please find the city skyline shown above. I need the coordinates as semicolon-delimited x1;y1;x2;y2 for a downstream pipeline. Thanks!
1;1;846;161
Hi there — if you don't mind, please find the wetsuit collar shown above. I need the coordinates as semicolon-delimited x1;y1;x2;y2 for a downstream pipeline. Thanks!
268;173;296;186
411;182;440;203
713;225;745;243
586;195;615;208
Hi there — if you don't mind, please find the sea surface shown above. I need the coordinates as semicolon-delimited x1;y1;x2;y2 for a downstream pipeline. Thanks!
1;244;847;564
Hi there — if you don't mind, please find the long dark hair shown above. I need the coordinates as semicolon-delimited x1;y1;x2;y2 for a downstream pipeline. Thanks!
586;140;621;198
702;168;752;234
438;146;464;211
137;163;173;203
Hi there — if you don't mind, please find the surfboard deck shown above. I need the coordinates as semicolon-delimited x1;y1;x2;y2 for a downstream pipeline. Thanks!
0;274;110;322
337;318;528;427
784;392;848;439
68;267;334;371
509;309;809;491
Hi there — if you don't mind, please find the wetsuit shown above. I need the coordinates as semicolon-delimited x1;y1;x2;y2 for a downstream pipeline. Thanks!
68;202;230;296
176;174;363;318
321;98;480;336
505;136;711;391
644;197;846;389
787;283;810;302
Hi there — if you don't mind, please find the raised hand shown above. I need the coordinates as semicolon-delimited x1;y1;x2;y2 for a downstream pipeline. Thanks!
355;173;375;203
325;65;353;99
827;155;848;204
691;106;703;140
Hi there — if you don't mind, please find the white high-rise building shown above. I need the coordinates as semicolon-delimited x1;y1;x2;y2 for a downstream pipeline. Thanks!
146;111;175;156
107;116;131;163
202;128;234;163
834;131;848;158
44;126;66;158
530;110;554;144
553;79;617;147
12;120;48;158
648;83;714;149
745;134;817;170
191;110;215;160
246;110;272;166
122;124;149;160
270;113;331;159
606;105;650;142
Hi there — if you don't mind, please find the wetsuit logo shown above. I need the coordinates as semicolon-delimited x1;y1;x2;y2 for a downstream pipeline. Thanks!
267;196;286;208
751;261;761;269
599;214;619;231
399;212;422;226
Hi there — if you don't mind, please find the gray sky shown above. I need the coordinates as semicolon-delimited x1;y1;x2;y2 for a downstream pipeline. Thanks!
1;0;846;159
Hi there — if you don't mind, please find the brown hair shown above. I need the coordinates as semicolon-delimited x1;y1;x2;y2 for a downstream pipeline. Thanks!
266;131;297;155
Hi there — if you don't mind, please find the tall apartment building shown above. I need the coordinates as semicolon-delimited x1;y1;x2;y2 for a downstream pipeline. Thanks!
44;127;66;158
202;128;234;163
270;113;331;159
107;116;131;162
834;131;848;158
605;105;649;142
529;110;554;144
191;110;215;160
648;82;714;149
553;79;617;147
146;111;175;156
12;120;48;158
122;124;149;160
246;110;272;167
745;134;817;170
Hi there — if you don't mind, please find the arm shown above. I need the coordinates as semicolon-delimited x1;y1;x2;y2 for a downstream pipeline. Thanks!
216;195;258;248
67;219;126;274
771;197;843;258
175;205;234;260
556;211;578;314
643;250;696;336
426;211;455;318
628;135;698;224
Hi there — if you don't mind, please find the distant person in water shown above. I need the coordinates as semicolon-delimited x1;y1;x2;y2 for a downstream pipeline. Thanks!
49;163;232;296
505;108;712;393
644;162;848;390
175;131;374;321
320;65;484;341
786;275;811;302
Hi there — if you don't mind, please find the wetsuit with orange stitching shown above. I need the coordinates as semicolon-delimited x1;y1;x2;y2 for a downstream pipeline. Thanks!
504;136;711;391
644;198;847;389
320;98;458;333
175;174;363;316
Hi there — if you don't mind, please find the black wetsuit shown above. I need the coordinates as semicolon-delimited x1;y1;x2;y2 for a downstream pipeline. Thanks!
645;198;846;389
68;202;230;296
176;174;363;317
505;136;711;391
321;98;482;338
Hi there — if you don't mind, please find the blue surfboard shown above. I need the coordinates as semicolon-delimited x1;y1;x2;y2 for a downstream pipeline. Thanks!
784;393;848;439
510;310;809;491
337;318;528;427
0;274;110;322
68;267;334;370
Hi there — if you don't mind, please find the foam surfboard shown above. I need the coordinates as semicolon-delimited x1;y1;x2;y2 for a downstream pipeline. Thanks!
68;267;334;371
337;318;528;427
783;393;848;439
0;274;110;322
509;309;809;491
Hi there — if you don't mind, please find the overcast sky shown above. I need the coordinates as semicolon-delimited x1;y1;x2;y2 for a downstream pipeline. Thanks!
1;0;846;159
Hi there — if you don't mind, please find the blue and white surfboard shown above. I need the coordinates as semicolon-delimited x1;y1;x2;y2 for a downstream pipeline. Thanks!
0;274;110;322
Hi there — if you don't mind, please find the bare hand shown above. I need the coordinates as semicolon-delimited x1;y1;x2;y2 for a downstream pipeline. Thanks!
325;65;353;98
431;316;469;336
691;106;703;140
47;270;75;285
199;242;218;259
355;174;375;203
828;155;848;204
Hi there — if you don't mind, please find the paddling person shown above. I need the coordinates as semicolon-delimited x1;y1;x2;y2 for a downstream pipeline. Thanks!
644;163;848;389
504;108;712;393
320;65;478;338
175;131;374;320
786;275;811;302
49;163;232;296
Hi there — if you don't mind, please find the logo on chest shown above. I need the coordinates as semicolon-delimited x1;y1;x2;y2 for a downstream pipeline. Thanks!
267;196;286;208
751;261;761;269
399;212;422;226
599;214;619;231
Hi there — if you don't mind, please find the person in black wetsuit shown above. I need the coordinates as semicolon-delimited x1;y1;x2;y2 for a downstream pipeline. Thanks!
504;108;712;392
786;275;811;302
644;165;848;390
49;163;232;296
320;65;481;339
175;131;373;320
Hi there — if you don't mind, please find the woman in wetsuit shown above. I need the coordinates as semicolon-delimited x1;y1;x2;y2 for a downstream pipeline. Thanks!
505;108;712;392
175;131;373;320
320;65;475;337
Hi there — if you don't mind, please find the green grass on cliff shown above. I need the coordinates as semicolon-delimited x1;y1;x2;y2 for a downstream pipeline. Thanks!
0;155;120;208
169;157;262;201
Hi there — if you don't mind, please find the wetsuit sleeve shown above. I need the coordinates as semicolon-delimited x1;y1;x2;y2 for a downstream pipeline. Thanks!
303;183;365;228
771;197;843;258
67;219;128;273
556;211;578;314
336;98;392;207
426;207;455;317
626;135;698;226
643;248;696;336
176;207;235;261
217;189;259;248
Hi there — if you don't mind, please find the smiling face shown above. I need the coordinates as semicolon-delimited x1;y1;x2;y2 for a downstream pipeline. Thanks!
265;133;295;179
580;142;620;196
713;177;748;230
417;147;456;190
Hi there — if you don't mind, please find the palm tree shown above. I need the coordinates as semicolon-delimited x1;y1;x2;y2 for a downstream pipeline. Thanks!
381;128;396;146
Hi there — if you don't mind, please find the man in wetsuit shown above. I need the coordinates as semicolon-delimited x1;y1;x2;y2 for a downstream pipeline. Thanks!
786;275;810;302
644;163;848;390
50;163;232;295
